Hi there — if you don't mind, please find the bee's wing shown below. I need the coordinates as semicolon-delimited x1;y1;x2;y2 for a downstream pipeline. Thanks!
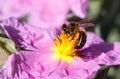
79;23;95;28
69;18;95;28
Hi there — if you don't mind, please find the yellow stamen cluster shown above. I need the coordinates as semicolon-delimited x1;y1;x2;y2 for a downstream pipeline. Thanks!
52;31;79;63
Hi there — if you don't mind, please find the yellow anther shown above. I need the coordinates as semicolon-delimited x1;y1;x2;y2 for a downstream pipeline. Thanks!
52;31;80;63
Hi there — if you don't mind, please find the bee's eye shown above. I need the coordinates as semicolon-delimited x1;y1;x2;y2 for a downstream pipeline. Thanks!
70;23;75;27
70;23;75;30
63;24;66;27
62;24;67;31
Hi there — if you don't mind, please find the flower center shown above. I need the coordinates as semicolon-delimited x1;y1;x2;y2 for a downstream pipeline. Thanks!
52;31;80;63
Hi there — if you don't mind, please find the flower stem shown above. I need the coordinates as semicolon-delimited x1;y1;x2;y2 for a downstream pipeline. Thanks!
94;66;111;79
102;66;110;79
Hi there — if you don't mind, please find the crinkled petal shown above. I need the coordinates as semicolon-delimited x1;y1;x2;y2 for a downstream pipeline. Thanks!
70;0;88;18
38;57;100;79
0;17;53;50
63;57;100;79
81;42;120;66
41;59;100;79
0;50;100;79
0;50;60;79
94;42;120;65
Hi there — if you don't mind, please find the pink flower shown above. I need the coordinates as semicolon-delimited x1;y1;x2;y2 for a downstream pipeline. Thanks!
0;0;88;29
0;0;30;20
0;18;120;79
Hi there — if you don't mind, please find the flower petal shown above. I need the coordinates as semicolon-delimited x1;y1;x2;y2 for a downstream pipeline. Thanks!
82;32;104;50
94;42;120;65
70;0;88;18
0;50;60;79
0;49;100;79
40;57;100;79
0;0;88;29
81;42;120;66
28;0;69;29
0;17;53;50
0;0;30;20
64;57;100;79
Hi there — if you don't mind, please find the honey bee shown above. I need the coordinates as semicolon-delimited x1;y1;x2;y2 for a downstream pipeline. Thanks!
62;19;94;49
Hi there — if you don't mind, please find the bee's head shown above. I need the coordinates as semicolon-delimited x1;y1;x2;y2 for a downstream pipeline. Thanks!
62;24;70;34
69;22;77;30
62;22;79;34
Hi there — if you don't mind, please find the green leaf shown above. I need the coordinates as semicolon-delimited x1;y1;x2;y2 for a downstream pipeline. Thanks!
0;36;16;66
